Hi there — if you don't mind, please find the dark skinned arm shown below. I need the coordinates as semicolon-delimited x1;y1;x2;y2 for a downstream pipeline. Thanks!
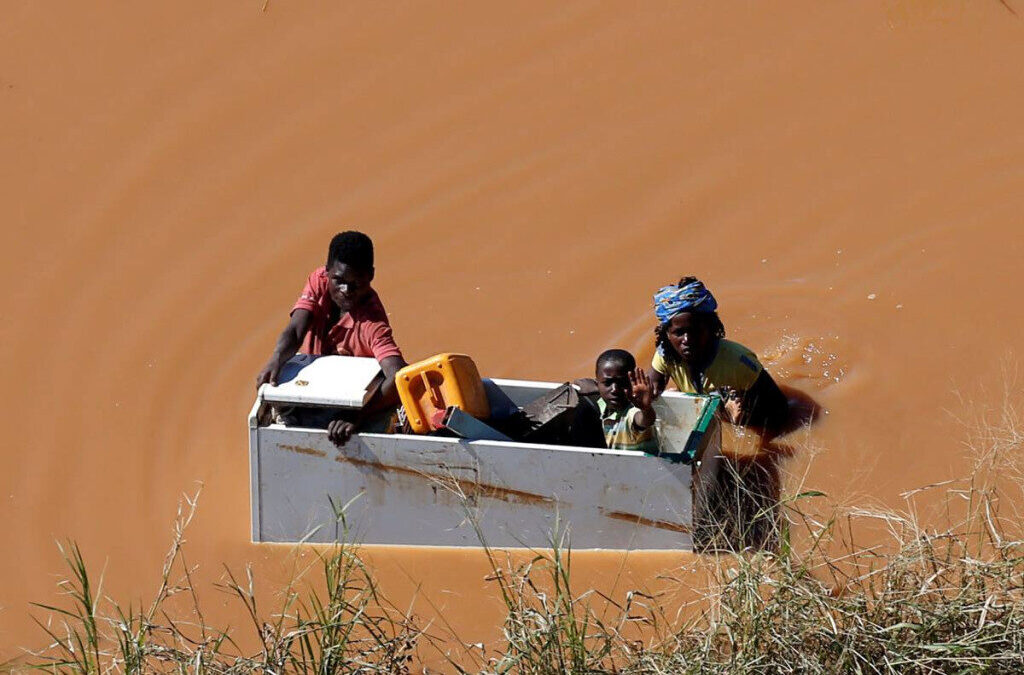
737;370;789;432
328;354;407;447
649;369;668;398
365;355;406;414
255;309;313;388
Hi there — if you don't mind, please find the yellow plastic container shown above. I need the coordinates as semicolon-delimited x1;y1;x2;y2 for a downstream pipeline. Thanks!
396;353;490;434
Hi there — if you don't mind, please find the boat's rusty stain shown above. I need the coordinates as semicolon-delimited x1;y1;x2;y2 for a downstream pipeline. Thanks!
279;444;328;458
329;452;554;506
601;509;691;534
434;464;479;473
471;481;555;506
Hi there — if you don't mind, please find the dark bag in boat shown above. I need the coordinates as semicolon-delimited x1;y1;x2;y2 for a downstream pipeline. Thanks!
519;382;606;448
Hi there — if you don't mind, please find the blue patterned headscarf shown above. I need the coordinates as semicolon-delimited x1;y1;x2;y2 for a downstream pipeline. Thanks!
653;279;718;324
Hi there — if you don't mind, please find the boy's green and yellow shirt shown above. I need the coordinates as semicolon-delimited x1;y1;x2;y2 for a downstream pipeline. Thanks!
597;399;658;454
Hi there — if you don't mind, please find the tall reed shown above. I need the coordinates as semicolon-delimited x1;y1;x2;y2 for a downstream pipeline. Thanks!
25;404;1024;673
24;489;421;673
464;402;1024;673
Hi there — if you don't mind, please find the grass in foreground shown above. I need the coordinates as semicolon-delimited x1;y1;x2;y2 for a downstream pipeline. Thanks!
22;407;1024;673
21;491;420;674
450;403;1024;674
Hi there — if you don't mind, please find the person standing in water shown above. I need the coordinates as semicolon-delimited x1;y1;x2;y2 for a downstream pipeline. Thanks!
256;231;407;445
650;277;788;431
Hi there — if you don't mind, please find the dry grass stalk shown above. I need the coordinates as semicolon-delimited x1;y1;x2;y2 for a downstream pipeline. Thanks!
23;488;422;674
23;402;1024;674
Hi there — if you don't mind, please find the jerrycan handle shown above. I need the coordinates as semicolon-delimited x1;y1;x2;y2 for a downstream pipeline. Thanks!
420;372;444;410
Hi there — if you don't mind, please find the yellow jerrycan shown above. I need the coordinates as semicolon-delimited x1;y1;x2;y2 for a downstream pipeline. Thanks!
395;353;490;434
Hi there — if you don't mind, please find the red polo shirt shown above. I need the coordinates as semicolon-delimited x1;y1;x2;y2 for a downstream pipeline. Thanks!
291;267;404;362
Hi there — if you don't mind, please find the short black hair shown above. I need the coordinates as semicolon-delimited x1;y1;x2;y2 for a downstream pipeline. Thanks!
326;231;374;271
596;348;636;372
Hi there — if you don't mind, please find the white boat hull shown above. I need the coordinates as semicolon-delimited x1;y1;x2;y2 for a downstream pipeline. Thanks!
249;375;721;550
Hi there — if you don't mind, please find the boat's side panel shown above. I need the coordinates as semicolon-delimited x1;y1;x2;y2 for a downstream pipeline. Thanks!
248;396;264;543
652;395;707;459
252;427;695;550
690;415;723;546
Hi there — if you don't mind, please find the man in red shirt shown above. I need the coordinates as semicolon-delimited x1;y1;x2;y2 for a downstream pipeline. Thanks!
256;231;407;445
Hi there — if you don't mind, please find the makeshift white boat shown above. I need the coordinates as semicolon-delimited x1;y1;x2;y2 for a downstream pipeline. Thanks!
248;356;723;550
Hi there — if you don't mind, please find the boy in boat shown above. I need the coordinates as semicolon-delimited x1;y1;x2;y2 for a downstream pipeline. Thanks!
650;277;788;431
593;349;659;454
256;231;407;446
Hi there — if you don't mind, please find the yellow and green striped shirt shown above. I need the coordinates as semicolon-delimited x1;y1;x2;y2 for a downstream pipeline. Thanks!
597;399;658;454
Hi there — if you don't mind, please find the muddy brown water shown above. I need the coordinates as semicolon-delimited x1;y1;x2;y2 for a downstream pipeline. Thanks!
2;0;1023;662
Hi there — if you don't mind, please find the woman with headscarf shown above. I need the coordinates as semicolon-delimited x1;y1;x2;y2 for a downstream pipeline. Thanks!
650;277;789;431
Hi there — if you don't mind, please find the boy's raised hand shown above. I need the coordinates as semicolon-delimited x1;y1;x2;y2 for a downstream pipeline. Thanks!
628;367;654;412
